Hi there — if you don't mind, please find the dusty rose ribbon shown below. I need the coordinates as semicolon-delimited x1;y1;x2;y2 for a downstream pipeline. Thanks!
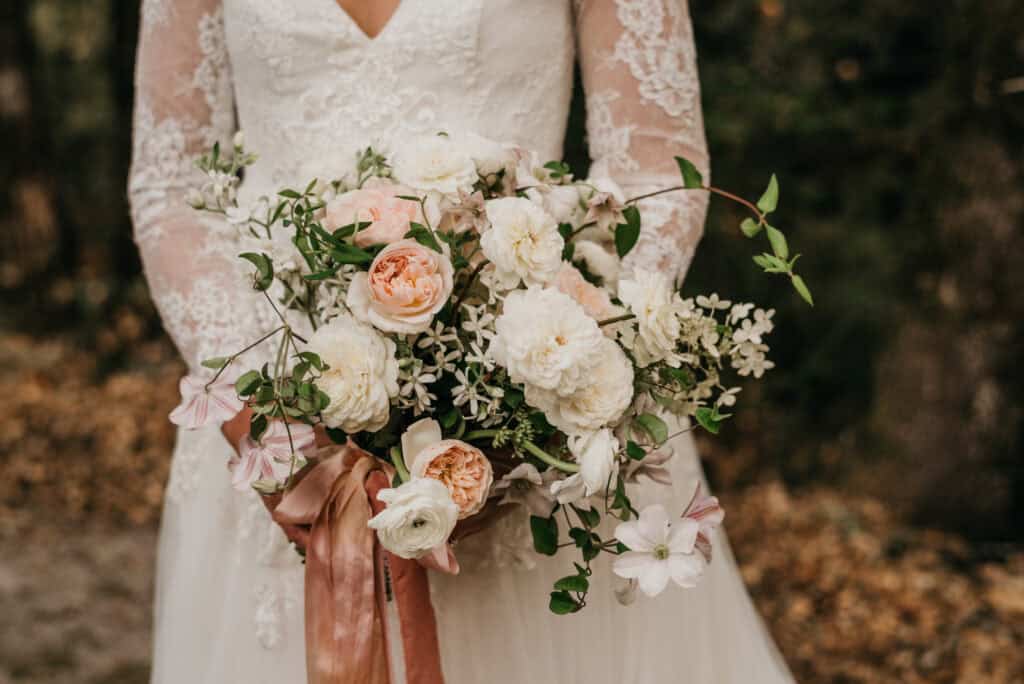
272;442;448;684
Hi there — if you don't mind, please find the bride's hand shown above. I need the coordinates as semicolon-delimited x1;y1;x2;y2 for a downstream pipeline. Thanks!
221;407;334;552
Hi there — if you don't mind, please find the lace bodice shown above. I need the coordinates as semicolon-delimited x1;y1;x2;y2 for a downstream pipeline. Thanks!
129;0;709;372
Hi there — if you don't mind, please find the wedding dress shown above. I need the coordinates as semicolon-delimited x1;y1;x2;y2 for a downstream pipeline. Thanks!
129;0;794;681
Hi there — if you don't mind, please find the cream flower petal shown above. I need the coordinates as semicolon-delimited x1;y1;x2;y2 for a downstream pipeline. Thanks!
666;517;700;554
636;504;671;545
611;551;653;579
401;417;444;471
636;560;671;597
614;520;655;553
668;553;705;589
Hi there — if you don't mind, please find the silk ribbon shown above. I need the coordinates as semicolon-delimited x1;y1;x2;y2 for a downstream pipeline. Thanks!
272;442;448;684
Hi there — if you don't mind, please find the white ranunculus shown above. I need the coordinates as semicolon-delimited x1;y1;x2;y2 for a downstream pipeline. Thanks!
480;197;564;289
456;132;515;177
618;271;686;367
490;287;604;396
569;428;620;496
392;134;478;195
526;337;634;434
368;478;459;559
307;314;399;433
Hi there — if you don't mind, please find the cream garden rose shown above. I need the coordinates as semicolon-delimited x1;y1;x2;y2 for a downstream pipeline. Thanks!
347;238;455;335
526;337;634;434
324;179;435;247
307;314;400;433
480;197;564;289
392;134;477;195
618;271;687;367
489;286;605;396
368;478;459;559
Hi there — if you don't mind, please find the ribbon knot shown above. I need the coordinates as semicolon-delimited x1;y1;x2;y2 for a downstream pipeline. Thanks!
272;442;447;684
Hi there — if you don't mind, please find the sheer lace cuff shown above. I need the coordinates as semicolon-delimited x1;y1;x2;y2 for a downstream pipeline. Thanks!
576;0;710;284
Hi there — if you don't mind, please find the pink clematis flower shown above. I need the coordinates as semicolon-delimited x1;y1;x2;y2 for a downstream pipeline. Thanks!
228;421;315;492
682;484;725;563
169;375;244;429
612;504;705;597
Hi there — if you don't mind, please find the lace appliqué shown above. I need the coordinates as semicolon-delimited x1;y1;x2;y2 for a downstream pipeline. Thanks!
585;90;639;173
611;0;699;121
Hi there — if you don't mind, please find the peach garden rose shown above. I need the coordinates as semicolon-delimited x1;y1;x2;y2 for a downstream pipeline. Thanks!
402;419;494;519
324;179;432;248
346;238;455;334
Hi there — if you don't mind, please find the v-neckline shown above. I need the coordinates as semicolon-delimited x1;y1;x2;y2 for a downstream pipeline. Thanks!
329;0;406;42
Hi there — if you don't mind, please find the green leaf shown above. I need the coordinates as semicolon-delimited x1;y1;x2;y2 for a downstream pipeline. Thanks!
674;156;704;189
502;388;524;410
634;413;669;445
694;407;722;435
530;515;559;556
752;254;772;269
626;440;647;461
278;189;301;199
239;252;274;291
765;224;789;260
791;274;814;306
249;414;268;441
614;205;642;258
304;268;341;281
235;370;262;397
548;590;581;615
554;574;590;593
573;505;601;529
740;218;762;238
394;194;422;202
440;408;461;431
200;356;230;370
757;174;779;214
330;244;374;265
404;223;443;253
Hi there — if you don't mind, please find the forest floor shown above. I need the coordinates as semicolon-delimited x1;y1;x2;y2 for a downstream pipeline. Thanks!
1;332;1022;684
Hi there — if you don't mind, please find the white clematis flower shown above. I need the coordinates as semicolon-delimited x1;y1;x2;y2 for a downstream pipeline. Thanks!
612;504;706;597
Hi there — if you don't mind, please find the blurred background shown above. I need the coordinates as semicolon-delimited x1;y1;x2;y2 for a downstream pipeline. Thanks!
1;1;1023;682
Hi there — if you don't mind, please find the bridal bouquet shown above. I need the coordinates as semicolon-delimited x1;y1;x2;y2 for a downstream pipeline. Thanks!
171;131;811;614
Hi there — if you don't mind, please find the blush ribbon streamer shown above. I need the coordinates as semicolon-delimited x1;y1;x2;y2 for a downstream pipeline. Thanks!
272;442;449;684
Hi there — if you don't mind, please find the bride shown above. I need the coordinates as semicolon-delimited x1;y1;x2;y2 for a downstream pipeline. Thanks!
129;0;794;682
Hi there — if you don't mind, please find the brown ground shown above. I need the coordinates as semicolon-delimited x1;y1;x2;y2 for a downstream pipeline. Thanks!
0;333;1022;684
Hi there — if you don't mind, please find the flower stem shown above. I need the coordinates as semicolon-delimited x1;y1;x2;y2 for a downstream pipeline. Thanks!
462;430;580;474
597;313;635;327
390;446;411;483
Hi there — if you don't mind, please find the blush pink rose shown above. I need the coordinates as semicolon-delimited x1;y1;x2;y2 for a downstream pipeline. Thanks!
347;238;455;334
554;263;616;320
410;439;494;519
324;180;428;248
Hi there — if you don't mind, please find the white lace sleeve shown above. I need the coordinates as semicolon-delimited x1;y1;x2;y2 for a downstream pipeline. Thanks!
575;0;710;284
129;0;275;372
